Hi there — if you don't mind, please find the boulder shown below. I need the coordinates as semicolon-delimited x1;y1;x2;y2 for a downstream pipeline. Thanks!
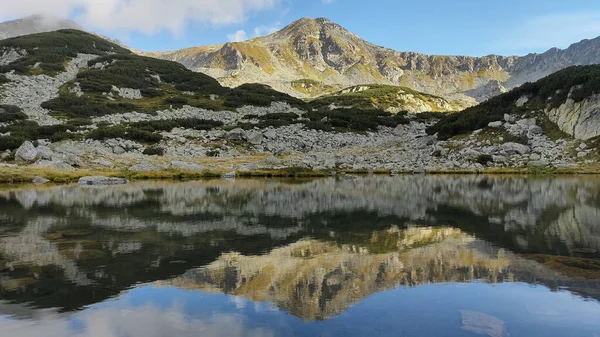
516;118;536;127
226;128;245;140
528;160;549;167
129;161;158;172
222;171;236;178
504;114;516;124
488;121;503;128
35;160;74;170
36;146;53;160
91;158;115;168
527;125;543;136
113;146;126;155
500;142;531;155
78;176;128;186
170;161;206;171
245;130;263;145
32;176;50;185
577;151;588;158
15;141;38;161
529;153;542;161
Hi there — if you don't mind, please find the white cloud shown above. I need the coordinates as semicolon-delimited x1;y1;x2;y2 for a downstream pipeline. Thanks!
227;29;248;42
253;23;280;36
0;0;280;35
491;11;600;54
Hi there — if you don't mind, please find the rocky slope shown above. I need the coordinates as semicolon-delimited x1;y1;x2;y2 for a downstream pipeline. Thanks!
148;18;600;105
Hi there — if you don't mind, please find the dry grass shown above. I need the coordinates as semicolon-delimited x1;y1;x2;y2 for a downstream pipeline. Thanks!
2;163;600;186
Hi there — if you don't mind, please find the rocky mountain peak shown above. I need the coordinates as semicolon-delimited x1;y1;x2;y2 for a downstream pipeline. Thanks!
0;15;84;40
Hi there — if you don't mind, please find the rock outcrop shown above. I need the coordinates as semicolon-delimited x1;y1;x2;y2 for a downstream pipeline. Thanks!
546;93;600;140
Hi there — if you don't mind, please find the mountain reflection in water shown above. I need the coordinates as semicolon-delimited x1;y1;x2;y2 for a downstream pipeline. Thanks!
0;176;599;337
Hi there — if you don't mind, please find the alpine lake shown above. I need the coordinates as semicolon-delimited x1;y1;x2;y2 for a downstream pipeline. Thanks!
0;175;599;337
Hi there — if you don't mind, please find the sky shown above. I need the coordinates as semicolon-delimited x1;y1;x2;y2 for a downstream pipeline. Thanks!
1;0;600;56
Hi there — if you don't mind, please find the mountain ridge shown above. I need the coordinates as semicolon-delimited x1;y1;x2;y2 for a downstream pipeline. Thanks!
146;17;600;104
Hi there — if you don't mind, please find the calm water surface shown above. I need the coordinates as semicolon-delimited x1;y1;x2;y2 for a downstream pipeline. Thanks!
0;176;599;337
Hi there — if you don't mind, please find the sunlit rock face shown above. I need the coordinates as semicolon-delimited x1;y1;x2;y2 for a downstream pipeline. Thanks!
0;176;599;316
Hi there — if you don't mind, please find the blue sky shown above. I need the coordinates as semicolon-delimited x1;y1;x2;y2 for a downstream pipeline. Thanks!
2;0;600;56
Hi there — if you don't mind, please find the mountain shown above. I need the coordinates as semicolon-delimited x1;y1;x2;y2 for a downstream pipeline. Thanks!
0;15;133;51
0;15;84;40
147;17;600;105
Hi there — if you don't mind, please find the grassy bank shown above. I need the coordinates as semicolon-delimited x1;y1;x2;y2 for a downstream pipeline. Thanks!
2;164;600;185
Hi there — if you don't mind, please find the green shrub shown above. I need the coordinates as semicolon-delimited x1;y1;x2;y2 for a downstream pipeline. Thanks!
0;121;80;141
475;154;493;165
130;118;224;132
504;133;529;145
0;135;26;151
0;74;9;84
87;125;162;144
164;97;188;105
303;121;332;131
0;105;27;123
41;95;136;118
142;146;164;156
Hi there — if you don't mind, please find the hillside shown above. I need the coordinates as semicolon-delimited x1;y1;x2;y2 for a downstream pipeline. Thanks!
148;17;600;105
0;29;597;175
309;84;464;113
428;65;600;141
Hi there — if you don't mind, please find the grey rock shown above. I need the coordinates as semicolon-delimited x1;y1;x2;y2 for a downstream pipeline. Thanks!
36;146;53;160
35;160;74;170
516;118;536;127
91;158;115;168
504;114;516;124
500;142;531;155
488;121;503;128
15;141;38;161
32;176;50;185
245;130;263;145
78;176;129;186
528;125;543;136
529;153;542;161
222;171;236;178
577;151;588;158
113;146;126;155
528;160;549;167
579;143;588;150
226;128;245;140
1;150;11;160
170;161;206;171
129;161;158;172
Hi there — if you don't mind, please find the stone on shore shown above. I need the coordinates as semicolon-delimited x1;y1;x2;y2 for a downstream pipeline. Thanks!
32;176;50;185
78;176;129;186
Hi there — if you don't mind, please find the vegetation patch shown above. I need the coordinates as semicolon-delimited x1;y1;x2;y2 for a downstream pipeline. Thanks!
0;105;27;123
304;108;409;132
42;95;137;118
0;74;9;84
130;118;224;132
87;125;162;144
0;121;81;147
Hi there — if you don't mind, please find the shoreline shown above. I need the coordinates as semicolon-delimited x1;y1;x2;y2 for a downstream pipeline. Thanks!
2;164;600;185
